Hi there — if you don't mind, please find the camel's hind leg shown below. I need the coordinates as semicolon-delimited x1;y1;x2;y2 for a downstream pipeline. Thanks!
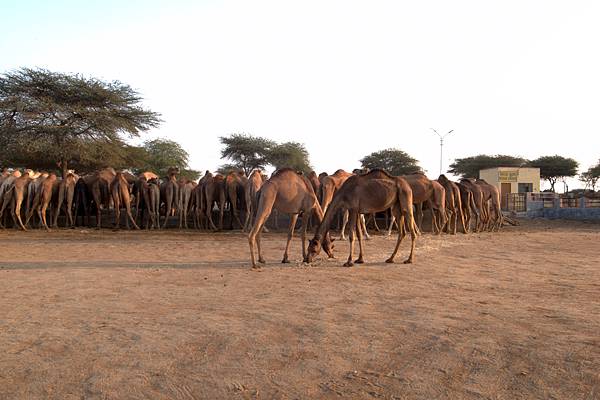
355;213;365;264
14;194;28;231
344;210;358;267
340;209;349;240
282;213;299;263
248;193;275;268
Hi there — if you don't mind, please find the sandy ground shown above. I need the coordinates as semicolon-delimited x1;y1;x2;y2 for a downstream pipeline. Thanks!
0;219;599;399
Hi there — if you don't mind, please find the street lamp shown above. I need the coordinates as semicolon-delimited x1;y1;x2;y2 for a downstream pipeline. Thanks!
431;128;454;176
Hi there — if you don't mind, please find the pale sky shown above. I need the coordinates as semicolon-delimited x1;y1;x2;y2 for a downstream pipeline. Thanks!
2;0;599;190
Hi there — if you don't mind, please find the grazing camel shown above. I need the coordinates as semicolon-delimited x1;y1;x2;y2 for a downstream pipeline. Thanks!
193;173;209;229
203;172;226;231
0;170;22;225
248;168;333;268
23;172;50;227
437;175;467;234
73;177;92;227
52;173;77;228
475;178;503;231
133;172;158;223
31;173;59;230
243;169;266;232
178;178;196;229
160;167;180;228
0;170;38;230
459;178;485;232
307;169;418;266
82;168;117;228
110;172;139;229
225;171;247;229
456;181;478;233
386;173;447;235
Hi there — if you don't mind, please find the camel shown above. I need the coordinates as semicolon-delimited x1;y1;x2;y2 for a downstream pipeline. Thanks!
243;169;266;232
193;172;209;229
307;169;418;266
307;171;321;199
248;168;333;268
110;172;139;229
437;174;467;234
178;177;196;229
133;171;158;223
160;167;180;228
23;172;50;227
0;170;22;224
203;172;226;231
386;173;447;235
73;177;92;227
30;173;59;230
456;181;478;233
225;171;247;229
52;173;77;228
475;178;503;231
458;178;485;232
0;170;38;230
82;167;117;228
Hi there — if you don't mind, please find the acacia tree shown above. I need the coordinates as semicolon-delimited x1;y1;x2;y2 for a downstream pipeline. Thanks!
0;68;161;177
219;133;276;176
268;141;312;173
579;160;600;191
448;154;528;178
360;148;421;175
529;155;579;192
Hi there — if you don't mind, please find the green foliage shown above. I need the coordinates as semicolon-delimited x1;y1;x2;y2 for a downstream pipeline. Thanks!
448;154;528;178
219;133;276;176
579;160;600;191
127;138;200;180
360;148;421;176
529;155;579;192
216;163;243;175
268;142;312;173
0;67;161;175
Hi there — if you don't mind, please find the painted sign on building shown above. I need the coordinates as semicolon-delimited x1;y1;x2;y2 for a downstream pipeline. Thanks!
498;171;519;182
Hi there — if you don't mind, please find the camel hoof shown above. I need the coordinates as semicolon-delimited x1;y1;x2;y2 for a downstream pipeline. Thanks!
343;261;354;267
354;258;364;264
281;258;290;264
403;259;413;264
258;258;266;264
251;264;262;269
385;258;394;264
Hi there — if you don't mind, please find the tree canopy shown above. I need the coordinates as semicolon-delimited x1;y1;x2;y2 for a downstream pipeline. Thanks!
0;67;161;176
268;142;312;173
448;154;528;178
529;155;579;192
219;133;312;175
579;160;600;192
131;138;200;180
219;133;276;176
360;148;421;176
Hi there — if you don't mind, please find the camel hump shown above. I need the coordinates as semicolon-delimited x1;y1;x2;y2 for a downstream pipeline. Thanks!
363;168;394;178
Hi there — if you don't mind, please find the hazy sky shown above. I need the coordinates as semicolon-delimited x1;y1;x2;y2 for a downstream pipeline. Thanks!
2;0;599;189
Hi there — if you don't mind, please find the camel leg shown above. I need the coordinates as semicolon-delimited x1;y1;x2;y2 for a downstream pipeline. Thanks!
355;214;365;264
385;210;405;264
371;213;381;232
162;192;172;229
386;215;395;237
415;203;424;232
218;190;225;230
124;197;140;230
41;201;51;231
359;214;371;240
301;211;310;262
344;210;358;267
282;213;299;263
14;194;28;231
248;196;275;268
340;209;349;240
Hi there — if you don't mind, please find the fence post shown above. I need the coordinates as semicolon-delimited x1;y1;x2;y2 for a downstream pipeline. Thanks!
579;196;586;208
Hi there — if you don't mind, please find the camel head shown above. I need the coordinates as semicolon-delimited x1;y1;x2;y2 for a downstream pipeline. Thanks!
305;234;335;263
167;166;180;176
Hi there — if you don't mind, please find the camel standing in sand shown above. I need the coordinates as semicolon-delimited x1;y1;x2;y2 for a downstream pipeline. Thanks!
133;171;159;223
81;168;116;228
111;172;139;229
243;169;266;232
161;167;180;228
225;171;247;229
307;169;418;266
456;181;477;233
52;173;78;228
437;174;467;234
387;173;447;235
475;178;503;231
459;178;485;232
203;172;226;231
248;168;333;268
0;170;38;230
178;178;196;229
30;173;59;230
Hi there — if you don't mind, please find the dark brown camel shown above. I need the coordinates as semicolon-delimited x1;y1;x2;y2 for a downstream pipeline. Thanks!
459;178;485;232
456;181;478;233
82;168;116;228
225;170;247;229
437;174;467;234
248;168;333;268
307;169;418;266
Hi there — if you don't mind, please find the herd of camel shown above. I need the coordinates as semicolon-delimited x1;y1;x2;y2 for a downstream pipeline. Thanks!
0;166;503;267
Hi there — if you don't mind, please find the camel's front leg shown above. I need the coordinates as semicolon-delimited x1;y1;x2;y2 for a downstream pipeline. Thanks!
340;209;349;240
355;213;365;264
344;211;358;267
282;214;299;263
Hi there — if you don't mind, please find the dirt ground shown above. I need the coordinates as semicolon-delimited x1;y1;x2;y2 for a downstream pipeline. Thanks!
1;219;599;399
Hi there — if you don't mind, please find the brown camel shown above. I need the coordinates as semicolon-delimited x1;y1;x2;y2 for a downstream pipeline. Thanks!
133;172;158;223
307;169;418;266
459;178;485;232
475;178;503;231
178;177;196;229
160;167;179;228
33;173;59;230
194;172;209;229
24;172;50;227
203;172;226;231
0;170;38;230
110;172;139;229
456;181;478;233
0;170;23;225
437;174;467;234
52;173;77;228
82;167;117;228
243;169;266;232
248;168;333;268
225;170;247;229
386;173;447;235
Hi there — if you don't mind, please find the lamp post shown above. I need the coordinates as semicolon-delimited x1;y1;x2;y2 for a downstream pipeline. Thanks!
431;128;454;176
